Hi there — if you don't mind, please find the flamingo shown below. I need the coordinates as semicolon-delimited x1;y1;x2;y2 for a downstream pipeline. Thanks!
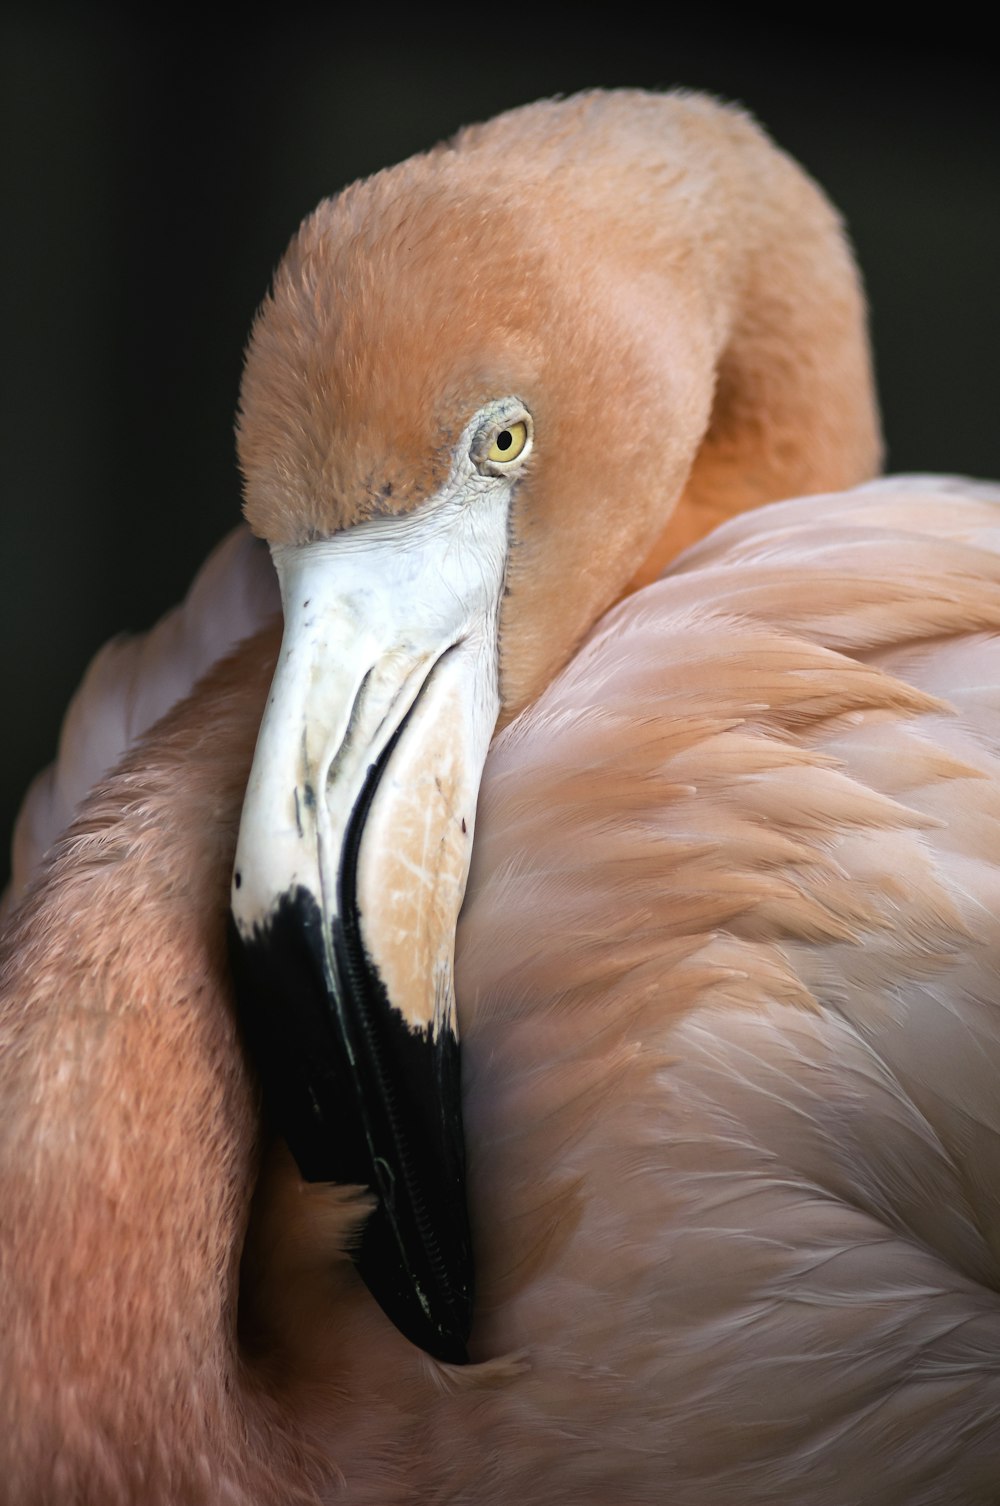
4;87;1000;1503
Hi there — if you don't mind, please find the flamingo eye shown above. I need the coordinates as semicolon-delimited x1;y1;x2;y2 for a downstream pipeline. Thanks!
486;421;528;464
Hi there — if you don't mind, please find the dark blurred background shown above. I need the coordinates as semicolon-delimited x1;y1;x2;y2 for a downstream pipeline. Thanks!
2;11;998;892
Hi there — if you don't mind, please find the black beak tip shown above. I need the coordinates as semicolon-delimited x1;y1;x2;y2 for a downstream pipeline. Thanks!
228;893;475;1365
356;1199;473;1364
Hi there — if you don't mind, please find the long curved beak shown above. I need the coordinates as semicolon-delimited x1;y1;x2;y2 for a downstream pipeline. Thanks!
229;489;508;1363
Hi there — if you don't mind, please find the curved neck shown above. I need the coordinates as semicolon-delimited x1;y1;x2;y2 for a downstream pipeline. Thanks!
627;111;882;586
0;629;326;1502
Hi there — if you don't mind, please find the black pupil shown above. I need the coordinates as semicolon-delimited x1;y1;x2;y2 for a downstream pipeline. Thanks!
496;429;513;452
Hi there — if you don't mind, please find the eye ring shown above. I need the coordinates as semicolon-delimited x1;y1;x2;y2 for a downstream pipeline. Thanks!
474;406;533;474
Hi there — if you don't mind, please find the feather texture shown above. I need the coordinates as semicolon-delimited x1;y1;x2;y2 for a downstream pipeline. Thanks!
6;480;1000;1500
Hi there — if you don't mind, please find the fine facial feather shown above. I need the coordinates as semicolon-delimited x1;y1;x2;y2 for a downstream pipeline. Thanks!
238;89;879;714
7;481;1000;1501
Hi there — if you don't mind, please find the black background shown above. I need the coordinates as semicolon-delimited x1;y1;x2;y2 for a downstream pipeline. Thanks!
2;10;998;892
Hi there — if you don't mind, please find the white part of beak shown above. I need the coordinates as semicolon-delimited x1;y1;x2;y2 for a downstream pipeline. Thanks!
231;474;510;1039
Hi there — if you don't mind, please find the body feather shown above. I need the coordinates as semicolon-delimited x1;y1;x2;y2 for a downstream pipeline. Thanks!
5;479;1000;1500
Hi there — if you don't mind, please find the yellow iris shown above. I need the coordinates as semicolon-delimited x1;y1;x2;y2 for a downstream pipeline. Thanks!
487;420;529;463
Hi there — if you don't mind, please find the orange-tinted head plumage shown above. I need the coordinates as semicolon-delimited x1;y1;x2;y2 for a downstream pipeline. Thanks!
238;89;880;712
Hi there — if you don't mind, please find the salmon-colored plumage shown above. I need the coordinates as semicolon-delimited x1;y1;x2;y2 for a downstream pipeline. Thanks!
3;90;1000;1504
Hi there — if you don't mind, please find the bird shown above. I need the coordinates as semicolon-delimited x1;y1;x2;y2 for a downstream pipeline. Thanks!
4;86;1000;1504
